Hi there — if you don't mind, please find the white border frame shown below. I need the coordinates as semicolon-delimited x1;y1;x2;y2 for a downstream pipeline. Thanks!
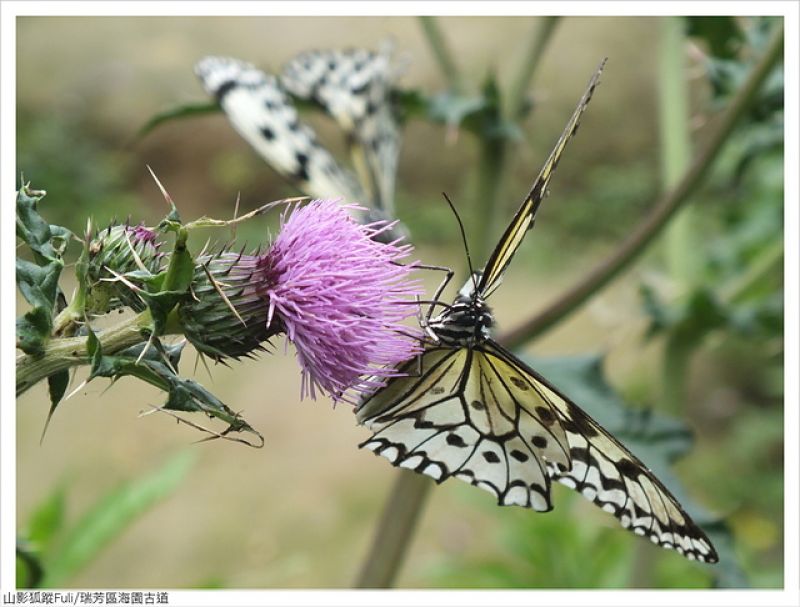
2;2;798;606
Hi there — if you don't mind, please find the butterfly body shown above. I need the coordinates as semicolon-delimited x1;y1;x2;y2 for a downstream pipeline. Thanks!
427;294;494;347
357;60;719;563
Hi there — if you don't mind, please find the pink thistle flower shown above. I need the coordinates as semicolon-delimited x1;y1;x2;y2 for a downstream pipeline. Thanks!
261;200;423;401
179;200;423;402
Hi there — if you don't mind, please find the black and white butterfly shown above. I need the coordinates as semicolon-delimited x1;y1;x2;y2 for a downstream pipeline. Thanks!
356;60;719;564
195;44;402;230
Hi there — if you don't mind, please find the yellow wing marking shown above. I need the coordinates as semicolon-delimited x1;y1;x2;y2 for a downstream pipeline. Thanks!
479;59;606;297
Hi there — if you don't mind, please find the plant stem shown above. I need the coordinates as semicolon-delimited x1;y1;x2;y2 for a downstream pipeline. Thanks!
355;470;433;587
471;138;508;263
660;16;699;289
418;16;463;92
500;22;784;349
507;17;560;120
658;16;695;418
16;311;153;396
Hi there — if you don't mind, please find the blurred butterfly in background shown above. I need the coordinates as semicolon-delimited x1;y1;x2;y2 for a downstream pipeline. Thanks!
356;59;719;564
195;42;404;234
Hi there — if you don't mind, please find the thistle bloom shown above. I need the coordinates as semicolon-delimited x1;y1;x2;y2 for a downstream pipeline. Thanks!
179;200;423;401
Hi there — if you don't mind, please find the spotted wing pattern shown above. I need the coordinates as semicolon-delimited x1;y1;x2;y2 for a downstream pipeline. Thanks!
358;340;719;563
281;46;401;218
357;345;572;512
478;59;606;299
195;56;365;204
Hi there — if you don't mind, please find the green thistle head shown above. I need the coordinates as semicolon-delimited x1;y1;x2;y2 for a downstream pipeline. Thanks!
85;222;163;314
178;250;280;361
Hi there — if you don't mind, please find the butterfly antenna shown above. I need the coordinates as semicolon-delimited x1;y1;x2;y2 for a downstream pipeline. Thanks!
441;192;478;293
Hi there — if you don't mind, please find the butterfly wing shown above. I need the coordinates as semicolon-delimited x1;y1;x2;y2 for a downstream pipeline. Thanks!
357;344;573;512
281;45;401;218
195;56;366;203
478;60;606;298
481;340;719;563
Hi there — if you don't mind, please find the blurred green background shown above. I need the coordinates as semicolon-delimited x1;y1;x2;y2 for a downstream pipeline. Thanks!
16;16;783;589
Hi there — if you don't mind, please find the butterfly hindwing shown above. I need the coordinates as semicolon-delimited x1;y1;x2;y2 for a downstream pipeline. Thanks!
357;345;574;512
195;56;365;203
481;340;719;563
478;59;606;298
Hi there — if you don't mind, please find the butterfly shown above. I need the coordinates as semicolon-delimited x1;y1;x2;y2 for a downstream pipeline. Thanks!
195;44;402;231
356;60;719;564
281;44;402;220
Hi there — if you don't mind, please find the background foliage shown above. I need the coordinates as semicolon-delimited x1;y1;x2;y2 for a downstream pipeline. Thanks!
16;15;783;589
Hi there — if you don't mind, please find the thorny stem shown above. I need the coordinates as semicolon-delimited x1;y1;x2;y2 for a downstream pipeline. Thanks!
355;21;783;589
15;309;175;397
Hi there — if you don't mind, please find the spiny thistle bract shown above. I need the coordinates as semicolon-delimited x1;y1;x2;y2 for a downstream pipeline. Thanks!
85;222;163;314
178;200;423;401
179;250;279;361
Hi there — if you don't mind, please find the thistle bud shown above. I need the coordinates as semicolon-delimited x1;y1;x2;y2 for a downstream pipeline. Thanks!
178;251;280;361
85;222;163;314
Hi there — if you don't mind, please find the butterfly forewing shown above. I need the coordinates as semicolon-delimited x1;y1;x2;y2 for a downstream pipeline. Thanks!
281;47;401;217
195;56;366;203
478;59;606;298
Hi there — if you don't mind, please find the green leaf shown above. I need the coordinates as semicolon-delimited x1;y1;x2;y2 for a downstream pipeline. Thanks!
427;91;488;127
391;88;430;123
16;307;52;357
43;370;71;437
17;540;45;588
17;258;62;312
41;451;195;587
140;227;195;335
16;185;58;263
16;186;69;355
138;100;220;138
87;340;262;445
25;486;67;550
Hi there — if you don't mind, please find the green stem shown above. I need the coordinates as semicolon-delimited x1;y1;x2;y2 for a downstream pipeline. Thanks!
418;16;463;92
16;311;154;396
660;17;698;288
500;22;784;349
657;17;694;419
471;138;508;263
506;17;561;120
355;471;433;587
662;333;697;415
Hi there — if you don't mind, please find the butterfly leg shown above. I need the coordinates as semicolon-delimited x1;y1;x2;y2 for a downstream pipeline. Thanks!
412;262;454;326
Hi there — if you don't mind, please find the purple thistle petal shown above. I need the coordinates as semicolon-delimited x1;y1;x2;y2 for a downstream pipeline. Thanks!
260;200;423;402
129;223;158;245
